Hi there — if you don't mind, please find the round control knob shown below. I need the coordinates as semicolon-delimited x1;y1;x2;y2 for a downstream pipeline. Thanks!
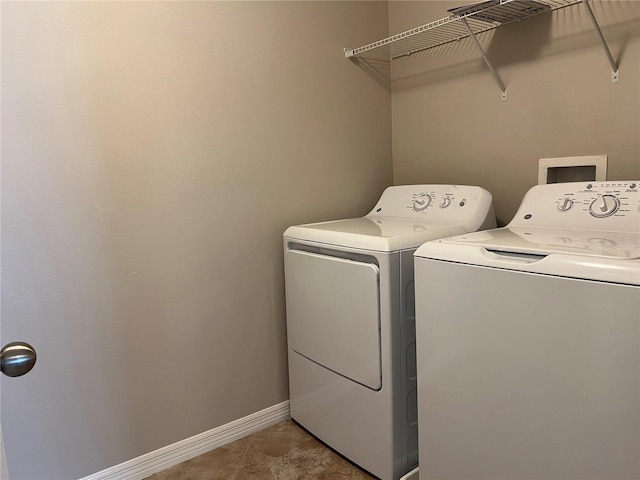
557;198;574;212
439;197;452;208
413;194;431;212
589;194;620;218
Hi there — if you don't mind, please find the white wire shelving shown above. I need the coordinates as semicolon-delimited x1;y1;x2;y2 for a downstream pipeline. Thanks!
344;0;619;100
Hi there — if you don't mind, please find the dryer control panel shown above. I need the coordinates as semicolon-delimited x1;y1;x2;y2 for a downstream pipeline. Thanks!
366;185;496;233
510;181;640;233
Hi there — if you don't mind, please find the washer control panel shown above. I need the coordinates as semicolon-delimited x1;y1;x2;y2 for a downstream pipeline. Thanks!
407;190;472;213
512;181;639;232
366;184;496;232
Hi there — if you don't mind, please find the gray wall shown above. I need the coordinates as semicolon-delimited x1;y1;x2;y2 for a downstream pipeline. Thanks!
390;1;640;225
0;2;391;478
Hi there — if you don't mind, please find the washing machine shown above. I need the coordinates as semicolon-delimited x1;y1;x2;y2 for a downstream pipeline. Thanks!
414;180;640;480
284;184;496;480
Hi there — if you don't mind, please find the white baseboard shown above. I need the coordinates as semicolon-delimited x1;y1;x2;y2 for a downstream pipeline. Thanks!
80;401;290;480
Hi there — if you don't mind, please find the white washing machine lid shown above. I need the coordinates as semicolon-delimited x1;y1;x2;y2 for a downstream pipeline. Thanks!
284;216;468;252
415;227;640;285
444;226;640;259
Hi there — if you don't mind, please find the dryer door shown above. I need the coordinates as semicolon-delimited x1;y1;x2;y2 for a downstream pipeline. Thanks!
285;249;381;390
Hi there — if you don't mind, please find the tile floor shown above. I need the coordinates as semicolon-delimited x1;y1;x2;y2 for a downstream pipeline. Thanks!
146;420;377;480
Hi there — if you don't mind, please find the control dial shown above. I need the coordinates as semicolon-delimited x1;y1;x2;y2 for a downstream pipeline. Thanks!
412;193;432;212
557;198;574;212
439;197;452;208
589;194;620;218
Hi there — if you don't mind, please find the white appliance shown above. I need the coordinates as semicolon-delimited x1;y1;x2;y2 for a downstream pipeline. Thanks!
414;181;640;480
284;185;496;480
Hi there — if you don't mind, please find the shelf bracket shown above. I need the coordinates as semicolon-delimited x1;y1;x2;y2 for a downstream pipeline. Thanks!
581;0;619;83
461;19;507;100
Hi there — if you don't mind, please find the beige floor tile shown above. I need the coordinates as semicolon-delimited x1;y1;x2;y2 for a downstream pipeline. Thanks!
146;420;376;480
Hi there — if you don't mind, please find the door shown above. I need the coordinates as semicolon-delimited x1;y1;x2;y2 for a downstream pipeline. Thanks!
285;248;382;390
1;166;134;479
0;342;38;480
1;43;136;479
1;428;8;480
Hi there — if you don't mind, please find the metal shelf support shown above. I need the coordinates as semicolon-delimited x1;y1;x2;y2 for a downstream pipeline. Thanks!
581;0;620;83
461;18;508;100
344;0;622;95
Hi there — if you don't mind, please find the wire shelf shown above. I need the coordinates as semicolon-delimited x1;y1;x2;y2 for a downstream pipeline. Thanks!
344;0;582;60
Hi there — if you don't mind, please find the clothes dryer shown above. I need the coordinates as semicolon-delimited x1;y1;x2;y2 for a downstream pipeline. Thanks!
414;181;640;479
284;185;496;480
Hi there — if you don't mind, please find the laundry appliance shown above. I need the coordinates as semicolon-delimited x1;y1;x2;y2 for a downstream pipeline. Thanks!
284;185;496;480
414;181;640;479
